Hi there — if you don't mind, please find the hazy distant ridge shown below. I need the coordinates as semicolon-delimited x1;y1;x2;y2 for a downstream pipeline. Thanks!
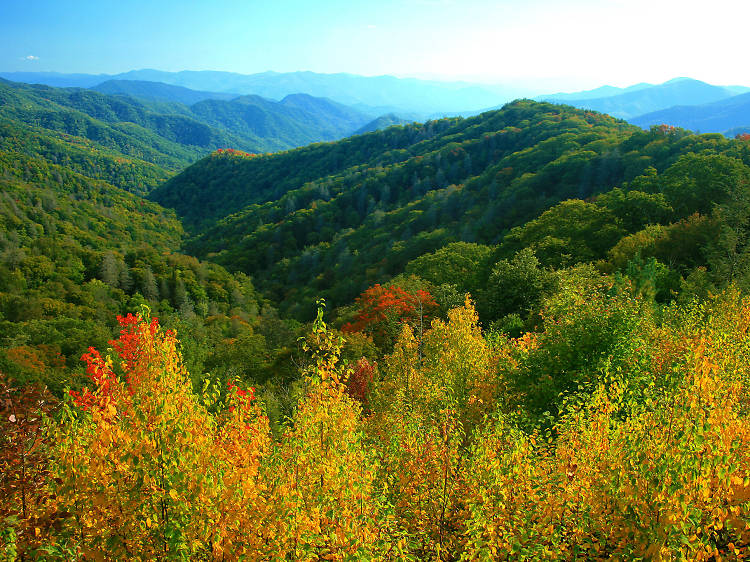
92;79;239;105
9;71;750;134
0;69;526;116
629;92;750;134
540;78;750;119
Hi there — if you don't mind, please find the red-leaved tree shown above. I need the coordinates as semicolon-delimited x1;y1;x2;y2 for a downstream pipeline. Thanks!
342;284;437;351
345;357;376;409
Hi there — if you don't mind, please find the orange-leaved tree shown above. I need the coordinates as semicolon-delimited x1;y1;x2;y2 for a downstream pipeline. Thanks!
50;310;271;559
462;290;750;560
260;302;395;559
342;284;437;351
367;298;495;559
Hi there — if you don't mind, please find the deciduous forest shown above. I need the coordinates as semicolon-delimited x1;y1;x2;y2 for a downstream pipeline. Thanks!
1;78;749;559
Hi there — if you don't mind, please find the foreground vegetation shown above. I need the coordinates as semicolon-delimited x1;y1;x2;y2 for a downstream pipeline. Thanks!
3;278;750;559
2;94;750;559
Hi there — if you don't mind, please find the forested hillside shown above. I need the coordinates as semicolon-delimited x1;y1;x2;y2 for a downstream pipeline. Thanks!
154;100;750;321
2;98;750;559
0;78;377;163
0;105;304;400
155;100;640;316
0;120;170;196
187;93;372;149
354;113;412;134
0;78;239;168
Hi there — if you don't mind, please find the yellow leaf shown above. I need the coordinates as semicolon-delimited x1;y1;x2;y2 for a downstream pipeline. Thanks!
169;489;178;500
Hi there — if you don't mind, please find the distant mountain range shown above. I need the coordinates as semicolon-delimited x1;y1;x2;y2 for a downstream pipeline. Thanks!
539;78;750;120
0;78;388;169
92;79;239;105
0;70;528;116
538;82;653;102
8;71;750;140
534;77;750;136
629;92;750;135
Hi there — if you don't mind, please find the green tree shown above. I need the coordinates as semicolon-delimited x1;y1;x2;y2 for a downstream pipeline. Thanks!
595;188;672;233
405;242;492;295
499;200;625;268
480;248;557;333
656;153;750;217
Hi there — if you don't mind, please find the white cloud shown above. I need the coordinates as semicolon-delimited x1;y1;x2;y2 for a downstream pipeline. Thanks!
23;55;39;61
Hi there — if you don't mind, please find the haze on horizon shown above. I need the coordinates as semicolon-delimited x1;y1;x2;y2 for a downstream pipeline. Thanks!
2;0;749;94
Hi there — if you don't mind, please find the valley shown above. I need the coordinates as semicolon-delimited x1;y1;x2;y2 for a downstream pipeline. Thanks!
2;69;750;559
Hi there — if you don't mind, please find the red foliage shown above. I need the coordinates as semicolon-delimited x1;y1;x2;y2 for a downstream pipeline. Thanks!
342;284;437;336
345;357;376;406
69;314;160;411
214;148;256;158
110;313;160;390
69;347;117;411
227;380;256;415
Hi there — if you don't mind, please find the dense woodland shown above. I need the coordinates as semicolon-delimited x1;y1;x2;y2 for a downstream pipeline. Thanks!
1;81;749;560
0;78;377;166
155;101;750;320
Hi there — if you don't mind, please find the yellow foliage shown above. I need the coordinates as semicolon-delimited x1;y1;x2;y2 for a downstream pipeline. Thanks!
463;293;750;560
12;293;750;559
51;313;272;558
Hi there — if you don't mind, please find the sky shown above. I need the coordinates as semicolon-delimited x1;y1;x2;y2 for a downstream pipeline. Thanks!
2;0;749;93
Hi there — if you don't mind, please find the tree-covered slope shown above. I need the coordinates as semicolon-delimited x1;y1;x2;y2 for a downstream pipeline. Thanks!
151;101;641;315
0;144;181;387
6;78;750;560
154;101;750;319
0;118;171;195
149;114;463;230
0;79;379;172
189;93;372;150
0;112;299;394
354;113;413;135
0;78;237;170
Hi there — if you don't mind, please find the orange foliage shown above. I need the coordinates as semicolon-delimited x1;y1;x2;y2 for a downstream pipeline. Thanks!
342;284;437;350
4;291;750;559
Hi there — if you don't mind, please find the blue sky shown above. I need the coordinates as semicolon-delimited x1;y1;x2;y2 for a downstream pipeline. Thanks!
2;0;748;92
